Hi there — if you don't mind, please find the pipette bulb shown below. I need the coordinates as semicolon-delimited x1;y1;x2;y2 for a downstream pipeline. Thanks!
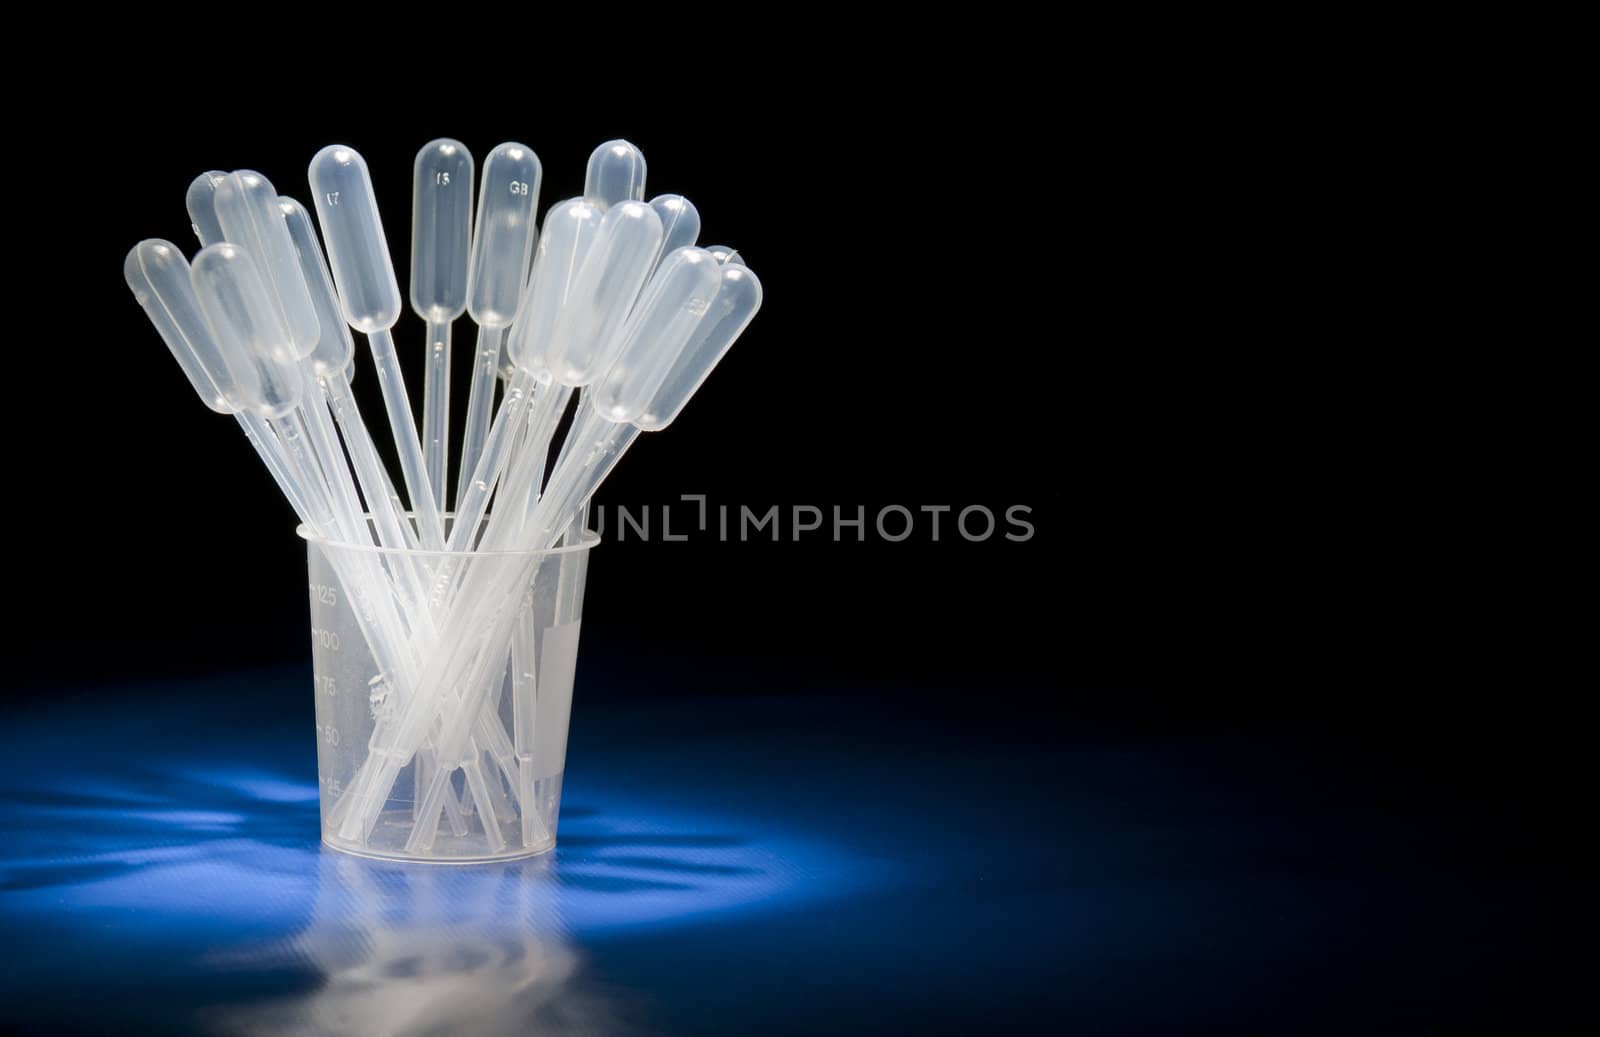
186;172;228;247
213;171;323;357
549;200;663;386
703;244;746;267
584;140;647;208
649;194;701;266
279;196;355;380
506;197;605;379
410;138;474;322
190;243;304;419
125;239;242;414
633;261;762;431
466;142;542;328
589;246;722;424
309;145;402;333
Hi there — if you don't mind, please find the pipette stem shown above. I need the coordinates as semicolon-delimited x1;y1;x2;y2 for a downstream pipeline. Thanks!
235;413;313;522
298;392;369;549
422;318;452;513
237;410;442;832
270;410;340;534
340;397;623;844
478;386;573;552
523;408;638;552
517;408;544;539
368;327;445;550
509;595;539;846
373;414;638;836
324;376;418;555
319;375;440;631
324;367;526;842
444;369;537;553
455;325;503;512
548;389;583;476
381;469;419;547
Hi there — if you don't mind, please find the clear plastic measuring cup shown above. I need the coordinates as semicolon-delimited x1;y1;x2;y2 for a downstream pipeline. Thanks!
303;520;596;862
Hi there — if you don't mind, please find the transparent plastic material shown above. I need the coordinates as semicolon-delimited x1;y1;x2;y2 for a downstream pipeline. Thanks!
703;244;745;267
454;142;542;514
124;239;241;413
589;247;721;423
549;200;662;385
311;144;442;547
309;145;402;333
634;261;763;430
186;171;227;247
506;198;605;378
649;194;701;264
124;139;769;868
467;142;542;329
411;139;474;511
304;526;594;862
214;171;321;355
410;139;474;324
279;196;355;380
584;139;647;206
190;243;302;418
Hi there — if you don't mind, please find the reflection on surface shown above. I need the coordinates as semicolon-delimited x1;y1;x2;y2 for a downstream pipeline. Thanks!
0;677;864;1033
203;855;616;1036
1;673;1537;1033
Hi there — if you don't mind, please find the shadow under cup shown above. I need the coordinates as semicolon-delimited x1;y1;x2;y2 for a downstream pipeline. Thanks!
301;521;596;863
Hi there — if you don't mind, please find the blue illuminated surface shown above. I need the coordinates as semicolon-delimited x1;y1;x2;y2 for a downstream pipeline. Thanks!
0;669;1537;1033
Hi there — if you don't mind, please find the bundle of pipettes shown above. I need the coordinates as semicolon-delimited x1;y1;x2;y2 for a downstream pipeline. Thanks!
124;140;761;852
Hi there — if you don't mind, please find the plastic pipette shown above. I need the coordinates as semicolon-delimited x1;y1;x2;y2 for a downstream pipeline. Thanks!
633;256;762;430
128;239;477;841
184;174;366;544
126;240;251;414
192;214;370;553
192;171;357;393
500;196;605;847
444;198;662;557
531;247;725;521
188;245;339;520
538;253;761;555
400;247;725;849
134;142;770;861
512;249;759;548
195;241;491;831
340;244;763;846
569;138;648;535
455;143;541;516
126;253;321;586
285;191;513;828
213;171;322;355
309;145;445;550
500;197;604;526
400;191;634;816
515;252;759;558
186;172;227;246
503;199;605;391
473;198;666;554
648;194;701;273
584;139;647;206
124;239;322;525
281;196;420;564
410;139;474;511
188;246;307;416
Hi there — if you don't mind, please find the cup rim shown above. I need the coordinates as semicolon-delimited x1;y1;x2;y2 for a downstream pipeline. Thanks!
297;514;600;559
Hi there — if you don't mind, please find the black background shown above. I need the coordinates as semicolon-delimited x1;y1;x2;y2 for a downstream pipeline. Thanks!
8;93;1482;716
18;95;1092;703
3;50;1575;1015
